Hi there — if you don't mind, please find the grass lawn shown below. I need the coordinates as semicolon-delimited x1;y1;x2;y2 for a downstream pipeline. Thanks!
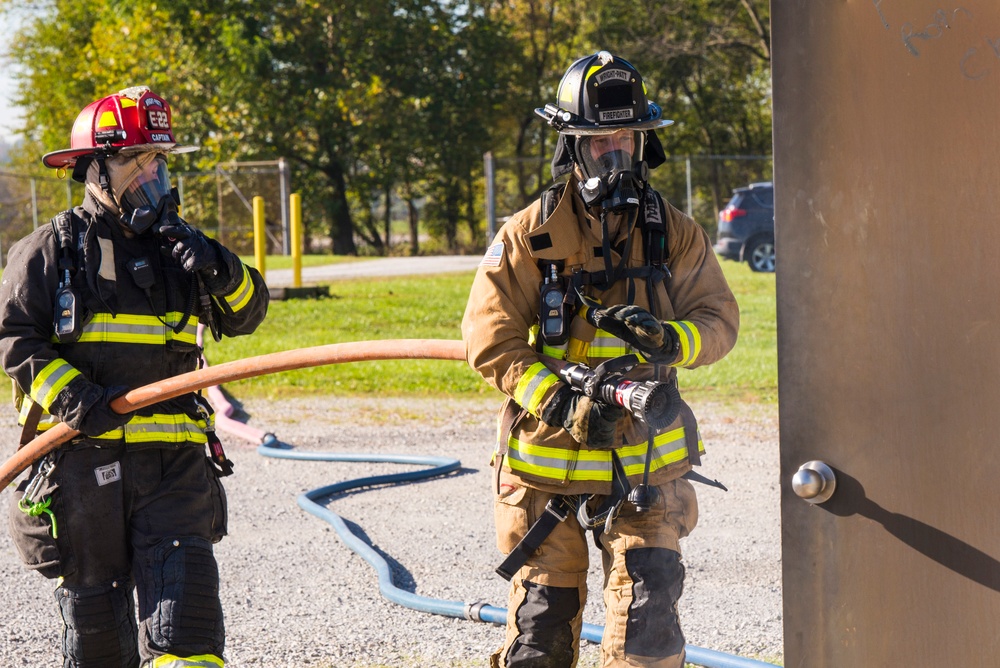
204;259;777;403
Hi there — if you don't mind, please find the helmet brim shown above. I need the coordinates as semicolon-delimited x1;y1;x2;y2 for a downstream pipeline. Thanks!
534;107;674;135
559;118;673;136
42;143;200;169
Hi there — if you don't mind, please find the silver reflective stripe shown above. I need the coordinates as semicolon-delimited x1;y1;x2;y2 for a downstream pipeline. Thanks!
591;331;629;358
150;654;224;668
667;320;702;367
513;363;559;416
75;313;198;345
30;359;81;410
124;416;208;444
506;437;579;482
506;426;697;483
224;265;254;312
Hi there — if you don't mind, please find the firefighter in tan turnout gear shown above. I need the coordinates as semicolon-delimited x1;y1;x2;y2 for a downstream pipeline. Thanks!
0;87;268;667
462;52;739;667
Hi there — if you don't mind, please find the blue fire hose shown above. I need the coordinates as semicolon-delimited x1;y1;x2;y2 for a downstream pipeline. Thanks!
256;433;779;668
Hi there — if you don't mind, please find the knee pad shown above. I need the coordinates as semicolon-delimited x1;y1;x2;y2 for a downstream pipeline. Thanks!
56;578;138;668
507;580;580;667
623;547;686;658
142;537;224;658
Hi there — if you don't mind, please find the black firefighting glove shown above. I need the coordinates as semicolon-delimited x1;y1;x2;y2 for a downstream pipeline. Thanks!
540;384;624;449
77;385;135;437
584;302;680;364
158;221;222;277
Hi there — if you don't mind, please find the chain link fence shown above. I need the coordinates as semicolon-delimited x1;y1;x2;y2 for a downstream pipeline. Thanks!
485;153;773;241
0;161;291;264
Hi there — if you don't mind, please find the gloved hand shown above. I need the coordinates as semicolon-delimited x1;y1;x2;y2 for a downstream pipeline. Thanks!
77;385;135;437
540;385;624;449
158;221;221;275
585;303;679;364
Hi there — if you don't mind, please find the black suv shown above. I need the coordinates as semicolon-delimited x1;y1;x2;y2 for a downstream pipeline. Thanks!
713;181;775;272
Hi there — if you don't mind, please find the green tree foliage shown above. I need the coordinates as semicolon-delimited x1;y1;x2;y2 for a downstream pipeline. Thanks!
476;0;772;230
588;0;773;225
1;0;771;253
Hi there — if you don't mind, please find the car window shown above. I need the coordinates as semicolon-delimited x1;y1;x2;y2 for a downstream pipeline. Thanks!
750;187;774;209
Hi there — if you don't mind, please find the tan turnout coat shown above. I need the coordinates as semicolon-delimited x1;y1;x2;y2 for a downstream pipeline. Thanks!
462;176;739;496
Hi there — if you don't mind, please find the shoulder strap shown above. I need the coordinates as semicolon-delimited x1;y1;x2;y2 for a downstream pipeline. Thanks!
641;189;670;274
50;211;78;278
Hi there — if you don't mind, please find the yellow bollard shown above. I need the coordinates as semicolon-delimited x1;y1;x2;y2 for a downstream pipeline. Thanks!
253;196;266;281
290;193;302;288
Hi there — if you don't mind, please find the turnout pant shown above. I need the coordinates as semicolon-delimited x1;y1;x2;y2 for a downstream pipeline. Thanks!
491;469;698;668
9;442;228;668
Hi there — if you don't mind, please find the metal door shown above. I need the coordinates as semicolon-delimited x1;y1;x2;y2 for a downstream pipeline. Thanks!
772;1;1000;665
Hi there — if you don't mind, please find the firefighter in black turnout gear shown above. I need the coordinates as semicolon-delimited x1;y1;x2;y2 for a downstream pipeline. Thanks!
0;86;268;668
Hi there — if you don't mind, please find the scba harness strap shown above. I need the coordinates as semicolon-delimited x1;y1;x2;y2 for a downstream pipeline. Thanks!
537;182;671;334
539;181;670;285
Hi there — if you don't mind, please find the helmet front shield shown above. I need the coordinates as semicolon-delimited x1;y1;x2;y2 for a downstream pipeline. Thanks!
535;51;674;135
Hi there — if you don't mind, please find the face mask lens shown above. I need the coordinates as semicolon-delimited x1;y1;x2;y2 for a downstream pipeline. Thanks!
577;130;642;180
121;156;171;214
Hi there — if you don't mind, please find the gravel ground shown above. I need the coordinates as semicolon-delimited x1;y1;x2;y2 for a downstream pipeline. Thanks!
0;395;781;667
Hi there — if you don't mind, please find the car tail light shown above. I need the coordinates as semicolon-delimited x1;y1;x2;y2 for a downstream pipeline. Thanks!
719;207;747;223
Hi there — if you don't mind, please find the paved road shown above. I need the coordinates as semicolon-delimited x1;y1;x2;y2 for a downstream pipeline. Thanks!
264;255;483;287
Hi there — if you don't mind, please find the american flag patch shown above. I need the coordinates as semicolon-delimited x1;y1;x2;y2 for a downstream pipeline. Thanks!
481;242;504;267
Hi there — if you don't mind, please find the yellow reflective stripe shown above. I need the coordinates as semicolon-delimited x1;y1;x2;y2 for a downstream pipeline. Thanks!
618;427;702;475
506;436;589;482
89;414;208;444
29;359;81;410
506;426;700;483
527;324;569;360
540;345;566;359
666;320;701;367
224;264;254;312
74;313;198;345
513;362;559;417
590;330;629;359
17;399;60;428
150;654;224;668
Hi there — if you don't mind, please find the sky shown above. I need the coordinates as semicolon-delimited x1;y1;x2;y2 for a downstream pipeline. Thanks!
0;71;22;144
0;10;26;144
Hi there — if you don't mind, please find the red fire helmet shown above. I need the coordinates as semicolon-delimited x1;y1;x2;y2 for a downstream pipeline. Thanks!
42;86;198;170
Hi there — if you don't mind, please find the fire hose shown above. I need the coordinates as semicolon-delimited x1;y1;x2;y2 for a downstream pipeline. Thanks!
0;338;778;668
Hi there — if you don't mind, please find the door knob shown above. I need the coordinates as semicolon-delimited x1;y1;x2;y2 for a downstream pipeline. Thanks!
792;460;836;504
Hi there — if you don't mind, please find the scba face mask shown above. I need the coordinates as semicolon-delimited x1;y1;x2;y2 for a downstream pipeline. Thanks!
109;154;177;234
575;130;649;212
127;192;182;236
120;155;171;214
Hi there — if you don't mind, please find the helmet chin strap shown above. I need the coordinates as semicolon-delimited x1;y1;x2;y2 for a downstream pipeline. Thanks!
84;160;121;217
95;155;112;195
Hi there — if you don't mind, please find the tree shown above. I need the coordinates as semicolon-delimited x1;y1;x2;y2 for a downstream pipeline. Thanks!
1;0;772;250
485;0;589;208
590;0;773;223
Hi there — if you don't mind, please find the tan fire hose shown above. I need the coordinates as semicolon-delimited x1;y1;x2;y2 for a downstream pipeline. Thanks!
0;338;466;490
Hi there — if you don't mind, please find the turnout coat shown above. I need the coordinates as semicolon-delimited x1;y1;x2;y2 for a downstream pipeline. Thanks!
0;193;268;447
462;176;739;496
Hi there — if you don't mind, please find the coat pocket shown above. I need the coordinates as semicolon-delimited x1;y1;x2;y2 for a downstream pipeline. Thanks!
8;474;69;579
493;473;534;555
204;457;229;543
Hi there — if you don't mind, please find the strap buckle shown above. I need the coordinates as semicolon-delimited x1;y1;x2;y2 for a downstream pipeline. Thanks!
544;496;571;522
21;453;57;505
